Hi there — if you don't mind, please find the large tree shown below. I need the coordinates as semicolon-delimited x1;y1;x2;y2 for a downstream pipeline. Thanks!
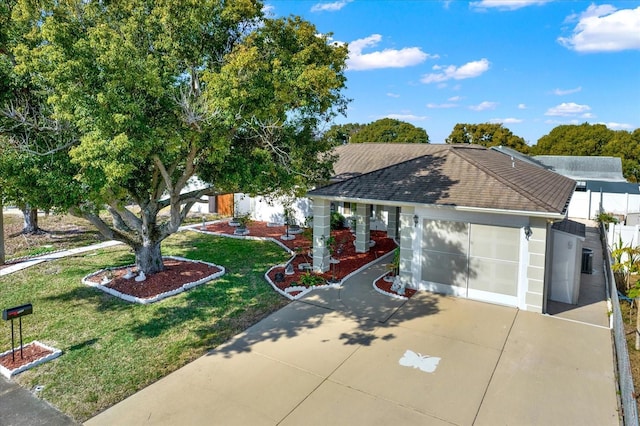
0;0;83;234
446;123;529;152
349;118;429;143
6;0;348;274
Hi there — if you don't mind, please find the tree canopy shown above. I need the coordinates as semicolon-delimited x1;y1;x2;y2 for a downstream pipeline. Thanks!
531;123;640;182
445;123;529;153
332;118;429;143
1;0;348;274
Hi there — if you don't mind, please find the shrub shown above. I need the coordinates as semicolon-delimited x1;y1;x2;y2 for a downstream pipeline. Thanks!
300;272;325;287
330;212;345;230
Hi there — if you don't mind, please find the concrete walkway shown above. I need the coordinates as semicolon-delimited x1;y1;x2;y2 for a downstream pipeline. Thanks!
0;241;122;277
86;258;619;425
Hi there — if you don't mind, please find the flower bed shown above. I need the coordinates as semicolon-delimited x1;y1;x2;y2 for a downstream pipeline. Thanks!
0;341;62;378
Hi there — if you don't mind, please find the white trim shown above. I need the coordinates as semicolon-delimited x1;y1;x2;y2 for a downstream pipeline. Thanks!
310;195;566;220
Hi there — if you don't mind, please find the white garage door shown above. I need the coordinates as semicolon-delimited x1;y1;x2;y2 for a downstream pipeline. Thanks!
421;219;520;306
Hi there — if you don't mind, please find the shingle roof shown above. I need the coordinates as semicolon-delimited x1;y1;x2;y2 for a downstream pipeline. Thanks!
534;155;625;182
310;144;576;215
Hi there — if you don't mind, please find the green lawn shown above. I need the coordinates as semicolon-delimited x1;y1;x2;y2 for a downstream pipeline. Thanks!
0;230;290;422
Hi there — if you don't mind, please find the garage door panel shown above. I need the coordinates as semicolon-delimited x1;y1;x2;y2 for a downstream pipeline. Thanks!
421;251;468;288
423;220;469;256
468;258;518;297
469;224;520;261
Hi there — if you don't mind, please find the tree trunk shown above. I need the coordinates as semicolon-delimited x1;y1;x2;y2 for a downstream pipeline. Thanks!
0;198;5;265
134;241;165;275
21;206;40;234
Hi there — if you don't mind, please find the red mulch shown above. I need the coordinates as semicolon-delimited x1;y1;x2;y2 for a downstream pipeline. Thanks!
374;276;416;299
204;221;311;252
266;229;397;291
86;258;221;299
0;342;53;371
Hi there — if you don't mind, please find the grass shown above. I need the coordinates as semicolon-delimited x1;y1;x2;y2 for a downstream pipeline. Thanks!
0;230;290;422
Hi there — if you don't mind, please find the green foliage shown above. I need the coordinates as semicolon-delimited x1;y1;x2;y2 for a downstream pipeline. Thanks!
386;247;400;275
330;211;346;230
531;123;640;182
611;237;640;293
595;212;618;225
2;0;348;273
300;271;325;287
321;123;365;145
446;123;529;152
349;118;429;143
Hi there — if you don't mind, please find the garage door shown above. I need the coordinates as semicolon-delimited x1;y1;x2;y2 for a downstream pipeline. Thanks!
421;219;520;306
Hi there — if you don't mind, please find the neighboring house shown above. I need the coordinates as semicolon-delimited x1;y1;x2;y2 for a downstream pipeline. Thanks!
535;156;640;221
307;143;576;313
491;147;640;220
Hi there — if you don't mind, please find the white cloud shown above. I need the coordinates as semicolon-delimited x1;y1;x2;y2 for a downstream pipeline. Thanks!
545;102;592;117
470;0;552;11
558;5;640;52
387;92;400;98
602;121;635;130
347;34;433;71
385;114;429;121
311;0;352;12
448;96;463;102
421;58;490;83
469;101;498;111
490;117;523;124
553;86;582;95
518;103;527;109
426;103;458;109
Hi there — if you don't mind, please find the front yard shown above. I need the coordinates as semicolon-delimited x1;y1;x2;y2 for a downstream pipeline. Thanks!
0;230;290;422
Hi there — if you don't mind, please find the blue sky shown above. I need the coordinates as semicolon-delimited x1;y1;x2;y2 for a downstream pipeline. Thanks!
266;0;640;145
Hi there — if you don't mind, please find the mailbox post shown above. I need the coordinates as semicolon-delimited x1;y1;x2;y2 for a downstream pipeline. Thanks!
2;304;33;362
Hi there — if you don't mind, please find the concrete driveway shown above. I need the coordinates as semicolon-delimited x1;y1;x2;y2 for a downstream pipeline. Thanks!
86;261;619;425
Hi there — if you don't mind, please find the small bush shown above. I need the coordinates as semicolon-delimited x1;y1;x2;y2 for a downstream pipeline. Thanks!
330;212;345;230
300;272;325;287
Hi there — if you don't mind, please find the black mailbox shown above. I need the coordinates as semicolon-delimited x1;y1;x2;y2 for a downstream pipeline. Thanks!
2;304;33;321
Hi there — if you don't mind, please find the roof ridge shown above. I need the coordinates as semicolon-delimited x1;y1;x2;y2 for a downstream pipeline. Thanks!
450;146;562;212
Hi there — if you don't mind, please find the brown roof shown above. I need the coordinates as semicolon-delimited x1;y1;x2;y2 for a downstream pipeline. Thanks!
310;143;576;215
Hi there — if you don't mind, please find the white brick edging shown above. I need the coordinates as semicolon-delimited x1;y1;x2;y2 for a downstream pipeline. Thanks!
0;341;62;378
82;256;225;304
371;272;410;300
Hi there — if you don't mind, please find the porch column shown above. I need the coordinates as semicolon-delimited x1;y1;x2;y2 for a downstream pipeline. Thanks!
312;198;331;273
399;207;416;289
386;206;398;240
355;204;371;253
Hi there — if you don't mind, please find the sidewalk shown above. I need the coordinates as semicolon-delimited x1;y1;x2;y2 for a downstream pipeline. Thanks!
0;241;122;277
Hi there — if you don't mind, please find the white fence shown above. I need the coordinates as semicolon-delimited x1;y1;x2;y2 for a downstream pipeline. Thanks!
568;190;640;220
607;222;640;249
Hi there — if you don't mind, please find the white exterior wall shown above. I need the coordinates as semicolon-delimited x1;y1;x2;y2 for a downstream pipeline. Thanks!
234;193;312;225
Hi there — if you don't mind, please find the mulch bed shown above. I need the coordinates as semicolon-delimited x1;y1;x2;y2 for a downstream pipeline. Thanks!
0;342;54;371
204;221;400;294
86;258;221;299
266;229;397;291
373;276;417;299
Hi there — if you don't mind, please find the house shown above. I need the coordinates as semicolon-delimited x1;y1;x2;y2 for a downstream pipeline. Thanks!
491;147;640;220
307;143;576;313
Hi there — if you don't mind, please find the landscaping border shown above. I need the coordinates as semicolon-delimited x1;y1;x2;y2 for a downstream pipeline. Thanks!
0;341;62;379
81;256;225;304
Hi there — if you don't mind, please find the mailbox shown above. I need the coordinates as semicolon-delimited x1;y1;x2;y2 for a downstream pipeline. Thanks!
2;304;33;320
